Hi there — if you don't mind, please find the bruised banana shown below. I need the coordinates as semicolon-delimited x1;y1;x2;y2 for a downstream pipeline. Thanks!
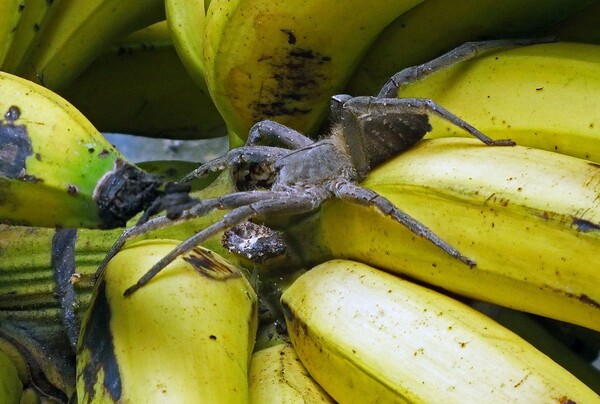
0;71;161;228
287;137;600;331
345;0;593;95
77;239;258;403
249;342;334;403
62;21;226;140
0;1;23;68
394;41;600;163
0;0;52;74
16;0;165;91
203;0;424;145
0;348;22;404
281;260;600;402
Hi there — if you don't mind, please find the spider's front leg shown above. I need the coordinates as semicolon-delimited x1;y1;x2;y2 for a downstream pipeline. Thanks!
331;181;476;267
247;120;315;149
123;188;328;296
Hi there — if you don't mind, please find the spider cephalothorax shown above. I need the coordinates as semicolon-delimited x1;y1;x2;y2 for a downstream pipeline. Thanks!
98;40;523;296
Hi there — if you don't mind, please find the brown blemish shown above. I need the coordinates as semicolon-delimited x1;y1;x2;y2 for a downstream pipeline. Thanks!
67;184;78;195
182;248;240;280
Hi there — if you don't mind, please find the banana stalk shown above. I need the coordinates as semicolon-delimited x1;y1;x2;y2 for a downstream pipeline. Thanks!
62;21;226;140
249;342;335;403
76;239;258;403
396;42;600;163
286;137;600;331
203;0;424;145
0;71;161;228
345;0;594;96
16;0;165;91
281;260;600;402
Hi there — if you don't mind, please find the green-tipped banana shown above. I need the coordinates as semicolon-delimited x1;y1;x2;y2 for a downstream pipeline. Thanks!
202;0;425;145
282;260;600;402
249;342;334;403
0;71;161;228
77;239;258;403
16;0;165;91
345;0;594;96
287;137;600;331
62;21;226;140
0;348;22;404
395;42;600;162
1;0;52;74
0;1;23;68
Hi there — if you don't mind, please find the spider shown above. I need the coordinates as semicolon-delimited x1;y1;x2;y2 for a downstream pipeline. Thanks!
97;39;532;296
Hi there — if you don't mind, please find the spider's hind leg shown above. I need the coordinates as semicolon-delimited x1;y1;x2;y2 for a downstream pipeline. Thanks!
378;38;554;98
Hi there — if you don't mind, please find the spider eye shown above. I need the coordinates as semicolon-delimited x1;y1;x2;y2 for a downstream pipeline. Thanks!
330;94;352;122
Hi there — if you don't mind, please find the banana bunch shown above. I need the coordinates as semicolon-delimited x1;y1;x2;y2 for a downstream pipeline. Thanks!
2;0;165;92
394;41;600;163
62;21;226;140
76;239;258;403
0;71;162;228
281;260;600;402
286;137;600;332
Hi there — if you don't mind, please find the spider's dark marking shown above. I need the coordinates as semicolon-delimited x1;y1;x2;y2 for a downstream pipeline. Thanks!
98;40;532;296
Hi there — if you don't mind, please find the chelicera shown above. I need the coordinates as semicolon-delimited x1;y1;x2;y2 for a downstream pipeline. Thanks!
98;40;525;296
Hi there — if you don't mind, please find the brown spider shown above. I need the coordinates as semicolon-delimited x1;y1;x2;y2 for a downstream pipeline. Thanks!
97;40;532;296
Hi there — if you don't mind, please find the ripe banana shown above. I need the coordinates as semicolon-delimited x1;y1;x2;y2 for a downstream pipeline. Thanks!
0;71;161;228
249;342;335;403
0;1;23;68
0;0;52;74
203;0;424;145
345;0;594;96
62;21;226;140
394;42;600;163
76;239;258;403
286;137;600;331
0;348;22;404
16;0;165;91
281;260;600;402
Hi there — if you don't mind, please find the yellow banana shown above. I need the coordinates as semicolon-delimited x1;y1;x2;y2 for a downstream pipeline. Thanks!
286;137;600;331
394;42;600;162
76;239;258;403
0;1;23;68
16;0;165;92
62;21;226;140
1;0;52;74
0;71;162;228
203;0;425;145
345;0;594;96
0;348;22;404
249;342;335;403
281;260;600;402
473;303;600;394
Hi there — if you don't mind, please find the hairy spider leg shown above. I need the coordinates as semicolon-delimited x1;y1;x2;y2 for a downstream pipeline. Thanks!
331;181;476;267
378;38;554;98
96;189;294;281
124;189;328;296
180;145;290;183
346;96;515;146
248;120;315;149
